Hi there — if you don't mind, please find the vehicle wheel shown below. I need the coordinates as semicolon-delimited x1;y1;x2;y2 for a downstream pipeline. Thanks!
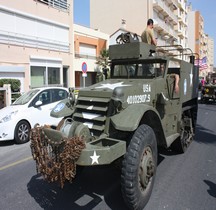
171;111;194;153
14;120;31;144
121;124;157;210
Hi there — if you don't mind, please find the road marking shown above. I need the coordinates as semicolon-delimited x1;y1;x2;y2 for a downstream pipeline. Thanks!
0;156;33;171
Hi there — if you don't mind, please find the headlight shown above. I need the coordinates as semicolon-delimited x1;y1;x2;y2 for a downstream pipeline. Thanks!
111;88;124;112
111;87;125;102
0;110;18;123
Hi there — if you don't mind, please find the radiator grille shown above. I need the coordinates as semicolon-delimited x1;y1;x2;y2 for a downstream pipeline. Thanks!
73;96;110;136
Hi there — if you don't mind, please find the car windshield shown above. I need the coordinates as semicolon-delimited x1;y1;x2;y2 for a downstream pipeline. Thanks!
13;89;40;105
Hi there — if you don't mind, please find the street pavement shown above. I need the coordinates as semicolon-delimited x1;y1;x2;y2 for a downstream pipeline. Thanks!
0;103;216;210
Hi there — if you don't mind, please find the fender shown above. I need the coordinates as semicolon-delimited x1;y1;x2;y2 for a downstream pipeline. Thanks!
50;98;74;118
111;104;161;132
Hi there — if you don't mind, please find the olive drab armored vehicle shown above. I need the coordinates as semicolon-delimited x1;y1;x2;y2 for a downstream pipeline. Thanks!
201;84;216;103
30;37;199;210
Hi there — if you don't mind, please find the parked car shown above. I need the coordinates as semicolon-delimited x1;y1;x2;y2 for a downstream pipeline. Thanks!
0;87;69;144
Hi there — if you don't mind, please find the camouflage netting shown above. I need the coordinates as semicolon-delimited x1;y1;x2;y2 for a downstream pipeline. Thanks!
30;125;85;188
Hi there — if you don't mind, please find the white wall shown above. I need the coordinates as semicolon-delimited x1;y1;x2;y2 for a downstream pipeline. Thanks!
0;6;69;51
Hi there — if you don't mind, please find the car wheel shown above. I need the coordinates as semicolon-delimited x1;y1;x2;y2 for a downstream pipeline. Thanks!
14;120;31;144
121;124;157;210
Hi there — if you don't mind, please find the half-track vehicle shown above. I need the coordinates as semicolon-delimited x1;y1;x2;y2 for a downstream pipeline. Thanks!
30;40;199;210
201;84;216;103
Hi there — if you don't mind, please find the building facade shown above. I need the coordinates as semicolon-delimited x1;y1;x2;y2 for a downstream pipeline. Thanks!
73;24;109;88
90;0;188;50
187;4;214;78
0;0;73;92
206;35;214;72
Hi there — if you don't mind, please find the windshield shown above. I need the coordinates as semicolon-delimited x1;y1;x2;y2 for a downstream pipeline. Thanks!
112;61;166;79
13;89;40;105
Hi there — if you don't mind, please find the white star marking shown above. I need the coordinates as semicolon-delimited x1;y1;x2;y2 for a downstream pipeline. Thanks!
190;68;193;86
95;82;131;90
87;105;93;110
82;112;100;119
83;122;93;128
90;151;100;164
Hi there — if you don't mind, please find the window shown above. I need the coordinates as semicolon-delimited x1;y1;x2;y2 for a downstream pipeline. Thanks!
30;88;68;106
112;61;167;79
48;67;60;85
30;58;62;88
31;67;46;87
79;44;96;58
51;89;68;102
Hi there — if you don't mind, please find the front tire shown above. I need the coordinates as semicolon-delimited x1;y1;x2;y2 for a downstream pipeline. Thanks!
14;120;31;144
121;124;157;210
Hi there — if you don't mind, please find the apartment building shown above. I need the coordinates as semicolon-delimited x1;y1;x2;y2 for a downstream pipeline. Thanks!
0;0;73;92
187;6;205;58
207;36;214;71
73;24;109;88
90;0;188;50
153;0;188;48
187;4;214;77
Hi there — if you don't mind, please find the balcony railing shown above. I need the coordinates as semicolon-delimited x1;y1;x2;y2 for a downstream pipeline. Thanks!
154;18;178;40
153;0;178;25
36;0;70;12
0;30;69;52
166;0;178;10
75;52;98;60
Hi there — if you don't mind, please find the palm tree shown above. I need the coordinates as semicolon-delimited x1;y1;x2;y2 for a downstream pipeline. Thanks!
96;48;109;79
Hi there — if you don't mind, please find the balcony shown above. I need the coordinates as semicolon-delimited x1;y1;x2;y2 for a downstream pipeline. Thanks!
174;24;184;38
36;0;70;12
166;0;178;10
177;29;184;39
153;0;178;25
154;18;178;40
178;15;184;25
178;11;187;26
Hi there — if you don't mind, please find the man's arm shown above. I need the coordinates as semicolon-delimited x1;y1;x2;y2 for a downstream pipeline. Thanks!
174;74;180;94
150;30;157;46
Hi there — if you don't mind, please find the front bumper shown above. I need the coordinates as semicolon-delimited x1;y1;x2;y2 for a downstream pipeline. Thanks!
202;94;216;101
76;138;126;166
0;121;15;141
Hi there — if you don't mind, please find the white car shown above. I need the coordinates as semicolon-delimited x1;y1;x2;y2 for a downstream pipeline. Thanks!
0;87;68;144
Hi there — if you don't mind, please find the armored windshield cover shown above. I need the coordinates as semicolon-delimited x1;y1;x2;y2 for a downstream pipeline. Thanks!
109;42;156;60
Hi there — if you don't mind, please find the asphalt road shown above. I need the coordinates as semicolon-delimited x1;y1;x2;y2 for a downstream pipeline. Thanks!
0;103;216;210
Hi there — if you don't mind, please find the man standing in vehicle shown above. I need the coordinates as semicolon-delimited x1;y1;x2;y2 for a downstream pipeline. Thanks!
141;18;157;46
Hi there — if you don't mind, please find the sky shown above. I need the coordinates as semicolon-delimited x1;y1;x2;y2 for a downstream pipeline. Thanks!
73;0;89;27
74;0;216;65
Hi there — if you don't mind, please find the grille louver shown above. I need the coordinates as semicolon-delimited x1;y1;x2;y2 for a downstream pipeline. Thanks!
73;96;110;136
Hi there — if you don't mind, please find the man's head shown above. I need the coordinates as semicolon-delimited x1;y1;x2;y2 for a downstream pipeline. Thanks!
157;63;165;77
147;18;154;29
160;64;165;71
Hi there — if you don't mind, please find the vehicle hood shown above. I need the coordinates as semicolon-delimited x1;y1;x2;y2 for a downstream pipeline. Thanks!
0;105;26;119
78;80;131;97
78;79;154;101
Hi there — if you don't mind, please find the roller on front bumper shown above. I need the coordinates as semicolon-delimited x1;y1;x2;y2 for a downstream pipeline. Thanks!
30;125;126;187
